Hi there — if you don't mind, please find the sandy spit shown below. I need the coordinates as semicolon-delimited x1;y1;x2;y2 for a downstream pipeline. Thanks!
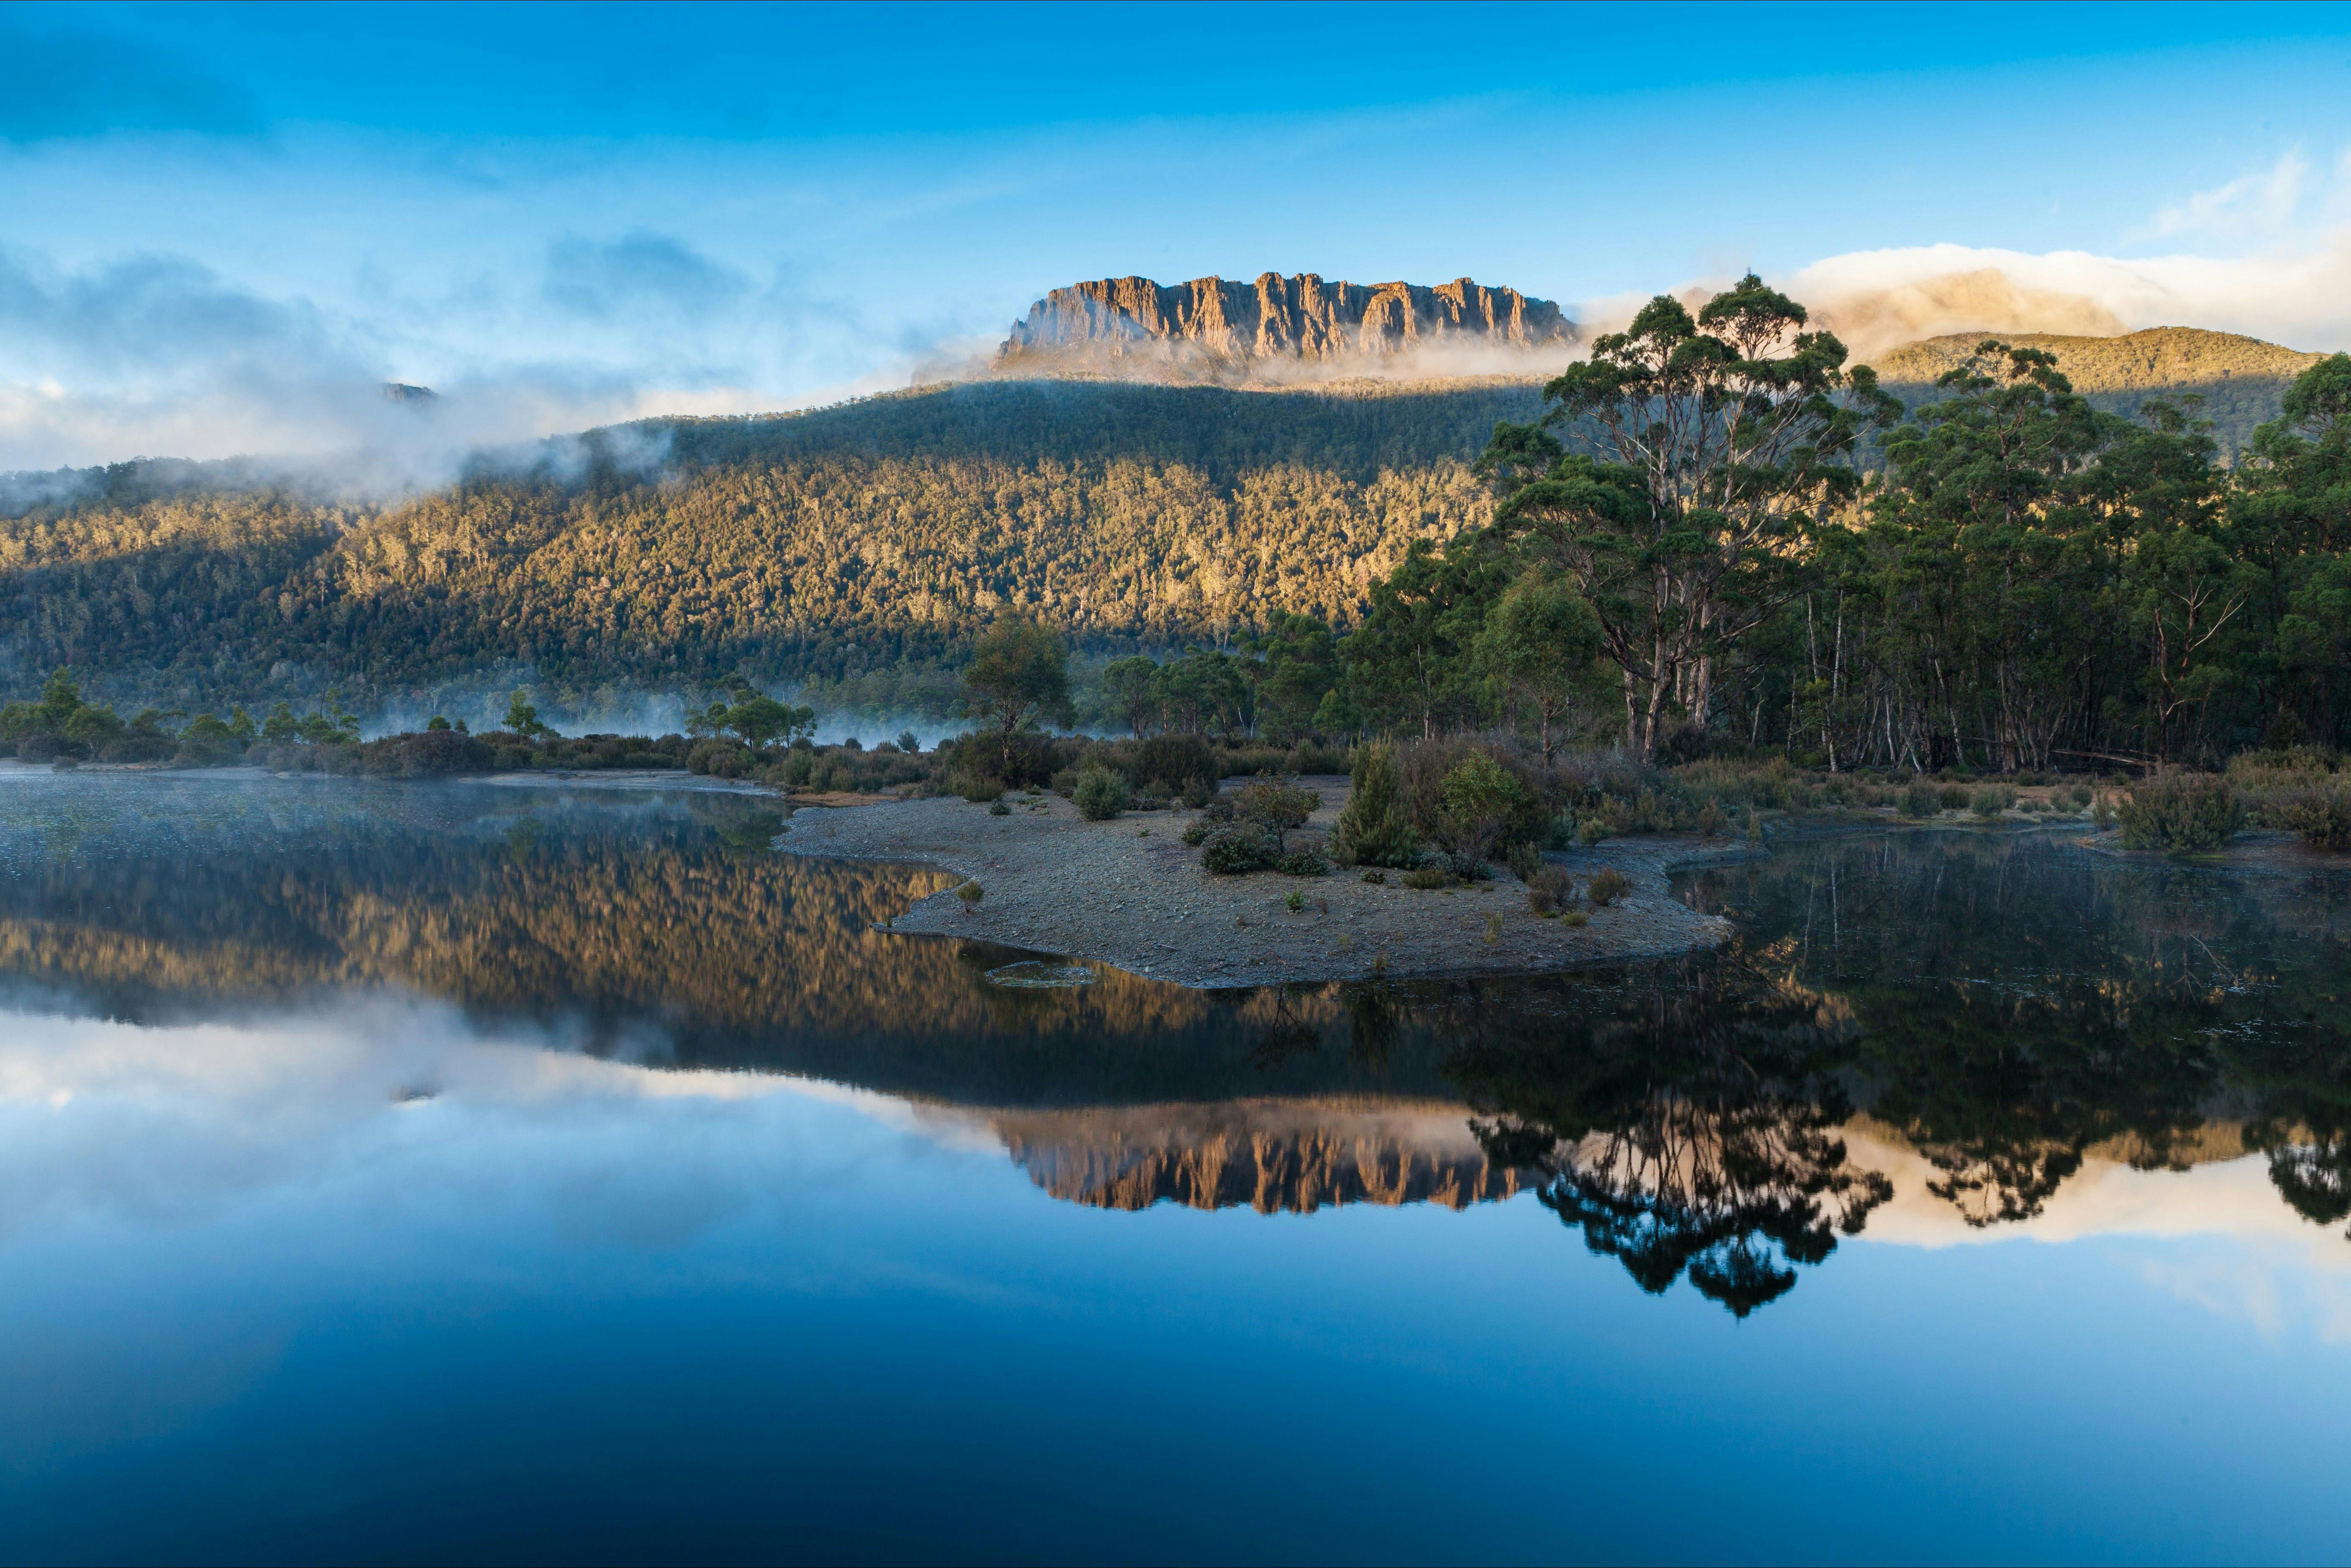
777;775;1747;989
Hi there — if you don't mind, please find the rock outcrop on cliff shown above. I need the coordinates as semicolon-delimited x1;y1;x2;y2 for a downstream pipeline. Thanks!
996;272;1575;380
993;1100;1530;1215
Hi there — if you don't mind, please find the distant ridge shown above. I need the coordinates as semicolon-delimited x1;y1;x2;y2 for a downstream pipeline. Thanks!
996;272;1574;380
1872;327;2324;450
1872;326;2321;393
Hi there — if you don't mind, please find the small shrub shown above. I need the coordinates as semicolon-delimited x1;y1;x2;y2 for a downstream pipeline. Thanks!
1401;868;1449;890
1525;866;1576;915
2066;783;2095;809
1695;798;1727;837
1181;819;1212;847
956;772;1005;803
1587;867;1631;907
1073;764;1130;821
1234;778;1319;843
1484;913;1504;945
988;799;1012;816
1134;735;1217;796
1438;752;1528;872
1360;870;1386;885
1970;784;2016;819
1201;827;1278;874
1330;742;1420;868
1561;910;1589;928
1938;784;1970;811
956;881;985;913
1179;778;1212;809
2118;771;2244;853
1901;781;1939;818
1276;848;1330;876
2270;780;2351;848
1576;819;1611;846
1285;890;1305;913
1506;842;1543;883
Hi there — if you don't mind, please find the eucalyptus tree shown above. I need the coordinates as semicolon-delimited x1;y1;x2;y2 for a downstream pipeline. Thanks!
1473;573;1602;769
1872;342;2112;770
1343;536;1500;740
1478;274;1896;764
960;616;1070;771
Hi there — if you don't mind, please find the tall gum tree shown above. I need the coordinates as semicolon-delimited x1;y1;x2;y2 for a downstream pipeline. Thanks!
1477;274;1895;764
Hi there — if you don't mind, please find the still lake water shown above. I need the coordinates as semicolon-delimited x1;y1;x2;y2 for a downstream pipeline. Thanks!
0;774;2347;1565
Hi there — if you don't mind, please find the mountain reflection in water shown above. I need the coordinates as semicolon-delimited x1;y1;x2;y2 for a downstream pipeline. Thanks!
1;774;2346;1317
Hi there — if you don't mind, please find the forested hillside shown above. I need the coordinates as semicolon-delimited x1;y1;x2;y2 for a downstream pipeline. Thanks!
0;378;1543;715
3;318;2340;764
1875;327;2320;453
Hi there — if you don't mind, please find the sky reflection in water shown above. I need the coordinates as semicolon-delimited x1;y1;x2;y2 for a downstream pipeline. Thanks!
0;775;2347;1565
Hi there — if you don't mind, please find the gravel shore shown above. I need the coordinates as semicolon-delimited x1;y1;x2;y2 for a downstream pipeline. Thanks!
778;775;1746;988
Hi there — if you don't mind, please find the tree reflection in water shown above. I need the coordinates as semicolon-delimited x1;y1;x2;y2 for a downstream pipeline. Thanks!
3;779;2348;1308
1434;961;1889;1316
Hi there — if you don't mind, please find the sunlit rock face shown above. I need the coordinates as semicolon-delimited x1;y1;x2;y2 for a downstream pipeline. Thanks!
997;273;1575;377
994;1100;1529;1214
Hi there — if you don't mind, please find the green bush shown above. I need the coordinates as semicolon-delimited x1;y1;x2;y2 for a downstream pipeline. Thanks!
952;771;1004;803
1133;735;1217;795
1201;826;1277;874
2265;779;2351;848
1586;867;1631;907
356;730;494;777
1437;751;1528;873
2119;772;2244;852
1330;742;1420;868
1970;784;2016;818
1276;848;1330;876
1901;781;1939;818
1938;784;1971;811
1400;867;1449;889
1525;866;1576;915
1180;818;1212;847
1233;777;1320;842
1073;764;1130;820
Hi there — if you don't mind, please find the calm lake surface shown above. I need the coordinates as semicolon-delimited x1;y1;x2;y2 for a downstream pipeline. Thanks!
1;774;2347;1565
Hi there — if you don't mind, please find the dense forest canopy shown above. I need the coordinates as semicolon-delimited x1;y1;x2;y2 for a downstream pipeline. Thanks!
3;310;2346;769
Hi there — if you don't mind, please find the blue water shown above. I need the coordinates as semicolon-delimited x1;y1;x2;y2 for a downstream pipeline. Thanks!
0;775;2346;1565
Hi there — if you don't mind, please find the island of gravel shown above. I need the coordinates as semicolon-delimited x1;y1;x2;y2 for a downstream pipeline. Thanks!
777;774;1747;989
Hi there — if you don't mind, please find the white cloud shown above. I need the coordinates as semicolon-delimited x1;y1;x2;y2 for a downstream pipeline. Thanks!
2152;146;2312;239
1765;237;2351;357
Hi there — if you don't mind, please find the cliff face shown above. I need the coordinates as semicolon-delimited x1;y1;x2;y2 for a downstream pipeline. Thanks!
997;272;1574;376
993;1100;1528;1215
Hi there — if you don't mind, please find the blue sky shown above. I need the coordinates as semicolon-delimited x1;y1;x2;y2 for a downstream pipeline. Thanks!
5;0;2351;471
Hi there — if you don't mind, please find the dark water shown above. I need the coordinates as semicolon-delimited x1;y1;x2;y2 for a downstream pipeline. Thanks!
0;774;2347;1565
